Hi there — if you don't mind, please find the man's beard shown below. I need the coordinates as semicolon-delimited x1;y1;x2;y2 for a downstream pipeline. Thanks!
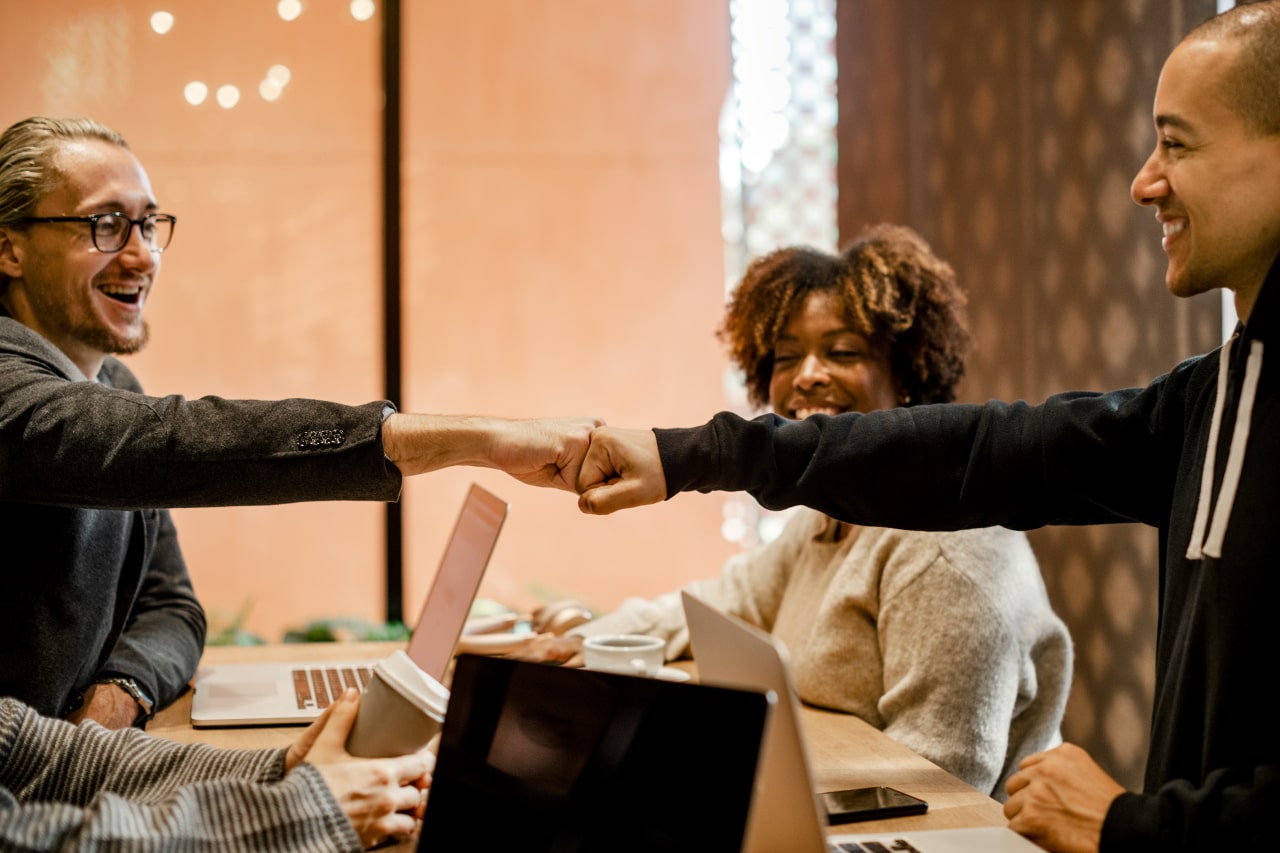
48;309;152;372
75;318;150;359
24;283;151;367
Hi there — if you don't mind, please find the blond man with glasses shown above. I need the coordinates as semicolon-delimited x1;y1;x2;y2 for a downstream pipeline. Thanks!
0;116;598;739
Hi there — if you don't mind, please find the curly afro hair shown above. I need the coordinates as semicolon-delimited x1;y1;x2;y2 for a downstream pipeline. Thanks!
718;223;971;410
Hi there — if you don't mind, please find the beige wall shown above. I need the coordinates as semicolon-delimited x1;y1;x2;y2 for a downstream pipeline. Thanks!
397;1;739;619
3;1;738;640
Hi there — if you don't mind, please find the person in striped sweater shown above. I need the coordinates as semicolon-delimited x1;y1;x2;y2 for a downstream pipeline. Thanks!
0;687;433;851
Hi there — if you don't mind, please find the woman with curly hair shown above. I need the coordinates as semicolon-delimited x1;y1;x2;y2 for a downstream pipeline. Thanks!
515;224;1071;799
721;223;969;412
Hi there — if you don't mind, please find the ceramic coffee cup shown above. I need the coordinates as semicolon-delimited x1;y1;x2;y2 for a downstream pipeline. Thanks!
581;634;665;677
345;649;448;758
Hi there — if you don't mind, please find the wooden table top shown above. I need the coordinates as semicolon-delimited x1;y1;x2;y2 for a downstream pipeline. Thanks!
150;642;1008;847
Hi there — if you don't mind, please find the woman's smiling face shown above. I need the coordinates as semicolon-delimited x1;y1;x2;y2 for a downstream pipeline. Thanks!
768;289;899;419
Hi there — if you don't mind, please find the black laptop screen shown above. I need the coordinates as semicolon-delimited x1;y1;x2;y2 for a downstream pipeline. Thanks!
419;654;770;853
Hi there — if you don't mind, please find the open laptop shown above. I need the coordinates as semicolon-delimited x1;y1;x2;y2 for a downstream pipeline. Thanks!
189;483;508;727
682;590;1045;853
418;653;773;853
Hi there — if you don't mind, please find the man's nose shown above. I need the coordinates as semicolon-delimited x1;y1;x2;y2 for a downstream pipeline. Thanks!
116;223;158;270
1131;149;1167;207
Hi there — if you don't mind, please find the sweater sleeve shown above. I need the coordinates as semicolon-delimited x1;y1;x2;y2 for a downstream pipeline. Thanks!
873;542;1028;797
571;510;813;661
0;699;361;852
98;509;206;710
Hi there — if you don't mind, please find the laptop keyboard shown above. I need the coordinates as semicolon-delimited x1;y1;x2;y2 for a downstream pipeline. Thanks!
292;666;373;709
829;842;924;853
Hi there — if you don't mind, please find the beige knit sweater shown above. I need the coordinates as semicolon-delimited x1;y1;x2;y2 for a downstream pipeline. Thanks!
575;509;1072;798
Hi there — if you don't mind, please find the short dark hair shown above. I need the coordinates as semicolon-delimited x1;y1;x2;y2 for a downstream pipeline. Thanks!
1186;0;1280;135
718;223;970;409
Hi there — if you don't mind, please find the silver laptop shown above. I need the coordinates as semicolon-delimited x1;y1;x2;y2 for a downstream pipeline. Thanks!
190;483;508;727
681;590;1044;853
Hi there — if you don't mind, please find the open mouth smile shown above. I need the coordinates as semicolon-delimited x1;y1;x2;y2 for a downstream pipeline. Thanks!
1158;214;1186;252
792;405;849;419
99;284;144;305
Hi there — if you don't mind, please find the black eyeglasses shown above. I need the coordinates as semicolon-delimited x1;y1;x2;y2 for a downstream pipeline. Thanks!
18;212;177;253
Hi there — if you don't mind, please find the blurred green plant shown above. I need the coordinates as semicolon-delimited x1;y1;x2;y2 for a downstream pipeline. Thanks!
283;617;410;643
204;600;267;647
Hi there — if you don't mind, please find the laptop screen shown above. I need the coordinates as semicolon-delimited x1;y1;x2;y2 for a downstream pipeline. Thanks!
404;483;508;681
420;655;772;853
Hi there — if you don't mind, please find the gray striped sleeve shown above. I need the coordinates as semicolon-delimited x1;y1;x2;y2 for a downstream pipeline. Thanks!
0;698;361;852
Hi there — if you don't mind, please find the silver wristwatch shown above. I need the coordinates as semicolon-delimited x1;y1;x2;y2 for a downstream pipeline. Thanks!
98;676;155;724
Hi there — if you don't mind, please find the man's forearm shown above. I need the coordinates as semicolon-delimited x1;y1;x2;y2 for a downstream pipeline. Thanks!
381;413;503;476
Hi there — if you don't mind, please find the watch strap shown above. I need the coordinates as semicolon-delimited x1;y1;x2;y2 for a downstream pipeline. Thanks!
97;676;156;724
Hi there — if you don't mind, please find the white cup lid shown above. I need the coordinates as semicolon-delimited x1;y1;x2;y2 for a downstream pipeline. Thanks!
373;650;449;718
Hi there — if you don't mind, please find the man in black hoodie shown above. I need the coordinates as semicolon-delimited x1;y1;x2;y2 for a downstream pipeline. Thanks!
574;3;1280;851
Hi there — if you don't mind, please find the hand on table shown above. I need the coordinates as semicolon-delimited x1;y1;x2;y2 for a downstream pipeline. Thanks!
286;688;437;849
502;633;585;667
65;682;142;730
575;427;667;515
1003;742;1125;853
456;631;556;657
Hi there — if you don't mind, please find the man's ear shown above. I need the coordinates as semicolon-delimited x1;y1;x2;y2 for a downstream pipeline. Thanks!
0;226;24;279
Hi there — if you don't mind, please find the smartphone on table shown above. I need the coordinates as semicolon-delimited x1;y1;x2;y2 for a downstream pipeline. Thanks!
821;785;929;824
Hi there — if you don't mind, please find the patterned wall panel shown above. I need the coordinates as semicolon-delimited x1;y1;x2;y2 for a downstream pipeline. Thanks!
836;0;1219;790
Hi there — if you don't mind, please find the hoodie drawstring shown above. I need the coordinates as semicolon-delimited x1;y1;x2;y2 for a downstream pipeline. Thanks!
1186;337;1264;560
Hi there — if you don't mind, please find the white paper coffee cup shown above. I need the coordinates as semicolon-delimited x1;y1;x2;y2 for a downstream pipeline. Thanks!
345;650;448;757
